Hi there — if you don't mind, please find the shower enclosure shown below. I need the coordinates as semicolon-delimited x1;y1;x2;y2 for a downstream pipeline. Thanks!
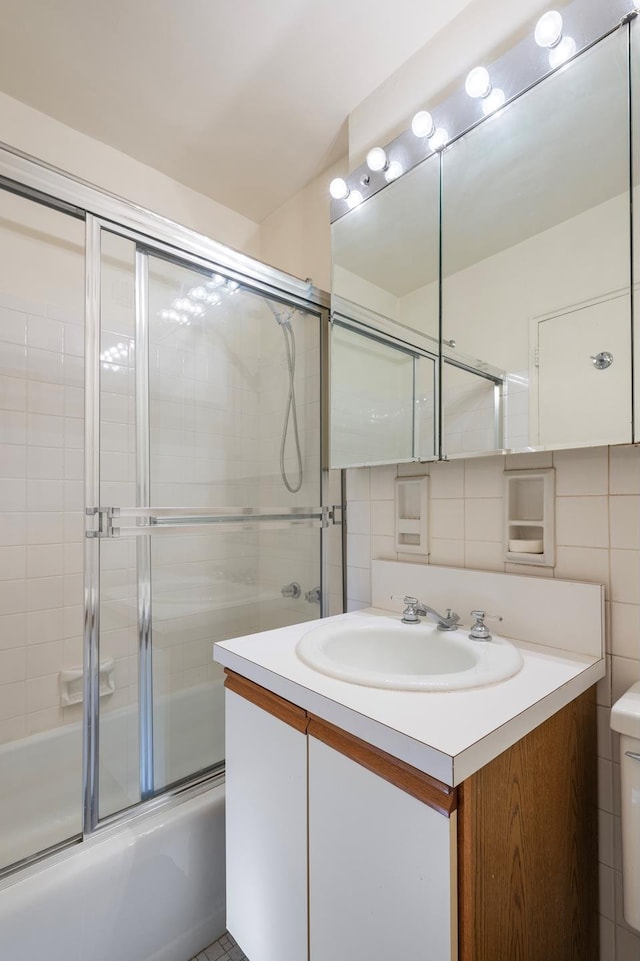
0;144;334;879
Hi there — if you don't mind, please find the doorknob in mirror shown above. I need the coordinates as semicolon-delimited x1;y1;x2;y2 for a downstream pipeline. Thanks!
590;352;613;370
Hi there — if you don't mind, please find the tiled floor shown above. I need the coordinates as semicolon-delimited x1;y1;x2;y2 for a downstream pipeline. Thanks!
191;931;248;961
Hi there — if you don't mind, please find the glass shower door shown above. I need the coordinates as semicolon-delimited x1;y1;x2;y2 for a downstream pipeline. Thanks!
88;221;324;823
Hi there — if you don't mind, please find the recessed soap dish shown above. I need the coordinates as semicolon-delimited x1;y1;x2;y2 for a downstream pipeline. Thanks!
394;476;428;556
503;469;555;567
508;538;543;554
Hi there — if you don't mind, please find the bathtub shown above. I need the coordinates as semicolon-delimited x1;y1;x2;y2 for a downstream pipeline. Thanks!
0;680;226;961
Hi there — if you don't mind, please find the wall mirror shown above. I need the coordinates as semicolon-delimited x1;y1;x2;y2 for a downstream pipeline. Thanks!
330;157;439;467
441;25;631;456
330;14;634;466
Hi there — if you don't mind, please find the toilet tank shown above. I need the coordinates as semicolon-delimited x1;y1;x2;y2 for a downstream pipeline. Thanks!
611;681;640;933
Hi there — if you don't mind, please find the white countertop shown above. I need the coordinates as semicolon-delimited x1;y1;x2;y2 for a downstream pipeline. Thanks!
214;607;605;786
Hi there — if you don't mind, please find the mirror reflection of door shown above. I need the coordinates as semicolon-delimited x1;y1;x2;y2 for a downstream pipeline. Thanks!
441;25;631;455
533;293;631;447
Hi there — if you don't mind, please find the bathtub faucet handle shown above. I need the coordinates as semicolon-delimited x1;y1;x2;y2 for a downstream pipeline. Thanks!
281;581;301;599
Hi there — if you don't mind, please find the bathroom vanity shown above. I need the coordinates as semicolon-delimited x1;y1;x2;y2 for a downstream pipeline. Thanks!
214;562;605;961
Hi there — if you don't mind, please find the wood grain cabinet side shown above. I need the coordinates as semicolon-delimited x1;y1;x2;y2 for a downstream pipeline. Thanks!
457;687;598;961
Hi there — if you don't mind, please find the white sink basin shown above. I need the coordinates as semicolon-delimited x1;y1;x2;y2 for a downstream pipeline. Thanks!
296;617;524;691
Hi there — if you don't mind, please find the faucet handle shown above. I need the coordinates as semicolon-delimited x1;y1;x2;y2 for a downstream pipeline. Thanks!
470;610;502;622
391;594;418;605
469;610;502;640
391;594;421;624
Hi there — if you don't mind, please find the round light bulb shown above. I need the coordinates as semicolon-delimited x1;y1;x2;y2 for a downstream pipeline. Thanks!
329;177;350;200
535;10;563;48
548;35;576;68
385;160;403;182
428;127;449;151
346;190;363;210
366;147;388;172
482;88;506;116
465;66;492;99
411;110;435;138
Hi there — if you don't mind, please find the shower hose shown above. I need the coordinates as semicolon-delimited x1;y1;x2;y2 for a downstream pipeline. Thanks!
278;317;303;493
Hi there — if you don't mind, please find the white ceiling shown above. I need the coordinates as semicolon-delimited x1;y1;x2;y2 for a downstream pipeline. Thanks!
0;0;476;222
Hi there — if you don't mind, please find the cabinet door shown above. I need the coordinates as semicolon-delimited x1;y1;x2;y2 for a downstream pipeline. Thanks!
308;736;457;961
225;689;308;961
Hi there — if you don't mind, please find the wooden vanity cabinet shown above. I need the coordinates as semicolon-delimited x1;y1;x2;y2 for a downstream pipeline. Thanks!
224;671;597;961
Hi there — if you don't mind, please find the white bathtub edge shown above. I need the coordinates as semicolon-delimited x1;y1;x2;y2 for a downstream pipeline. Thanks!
0;783;226;961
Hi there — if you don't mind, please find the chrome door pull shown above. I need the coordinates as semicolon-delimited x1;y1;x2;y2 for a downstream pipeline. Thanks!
625;751;640;762
85;506;119;538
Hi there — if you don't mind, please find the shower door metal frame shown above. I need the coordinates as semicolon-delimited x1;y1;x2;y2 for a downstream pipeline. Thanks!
0;140;329;311
83;214;332;835
134;249;154;800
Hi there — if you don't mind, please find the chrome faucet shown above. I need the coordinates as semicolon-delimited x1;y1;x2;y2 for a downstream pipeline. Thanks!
392;595;461;631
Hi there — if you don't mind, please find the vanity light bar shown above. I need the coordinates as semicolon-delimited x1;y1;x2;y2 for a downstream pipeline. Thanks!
366;147;388;172
464;66;506;116
535;10;564;47
328;0;636;222
535;10;578;67
465;66;492;99
411;110;434;138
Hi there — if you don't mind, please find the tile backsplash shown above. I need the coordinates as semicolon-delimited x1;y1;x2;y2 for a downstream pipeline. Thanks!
345;444;640;960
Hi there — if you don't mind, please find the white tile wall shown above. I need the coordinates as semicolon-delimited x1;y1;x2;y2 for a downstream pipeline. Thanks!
0;284;86;742
345;445;640;959
442;366;497;455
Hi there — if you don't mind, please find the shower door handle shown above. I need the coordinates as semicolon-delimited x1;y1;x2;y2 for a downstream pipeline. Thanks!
86;505;331;537
85;506;119;538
